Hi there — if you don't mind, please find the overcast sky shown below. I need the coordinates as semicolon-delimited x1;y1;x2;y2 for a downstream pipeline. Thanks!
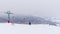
0;0;60;17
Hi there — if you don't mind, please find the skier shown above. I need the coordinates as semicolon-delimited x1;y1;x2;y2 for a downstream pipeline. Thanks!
29;21;31;25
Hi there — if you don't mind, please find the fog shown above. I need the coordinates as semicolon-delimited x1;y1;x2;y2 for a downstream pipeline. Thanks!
0;0;60;17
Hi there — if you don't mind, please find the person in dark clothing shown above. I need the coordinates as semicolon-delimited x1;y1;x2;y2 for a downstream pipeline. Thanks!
29;21;31;25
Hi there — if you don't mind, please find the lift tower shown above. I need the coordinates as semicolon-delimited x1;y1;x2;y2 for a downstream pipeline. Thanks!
5;11;13;23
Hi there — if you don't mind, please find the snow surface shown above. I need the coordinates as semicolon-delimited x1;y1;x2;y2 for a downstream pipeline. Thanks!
0;23;60;34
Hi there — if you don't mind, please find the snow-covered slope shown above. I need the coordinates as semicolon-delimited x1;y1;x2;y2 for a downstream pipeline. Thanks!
0;16;58;26
50;17;60;23
44;17;60;24
0;23;60;34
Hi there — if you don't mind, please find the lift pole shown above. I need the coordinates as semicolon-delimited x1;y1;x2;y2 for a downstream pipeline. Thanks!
6;11;13;23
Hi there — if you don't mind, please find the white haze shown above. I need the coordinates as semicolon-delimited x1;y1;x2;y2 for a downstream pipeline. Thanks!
0;0;60;34
0;0;60;17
